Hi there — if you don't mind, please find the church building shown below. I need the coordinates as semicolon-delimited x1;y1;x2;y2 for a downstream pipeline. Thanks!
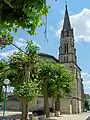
58;4;84;114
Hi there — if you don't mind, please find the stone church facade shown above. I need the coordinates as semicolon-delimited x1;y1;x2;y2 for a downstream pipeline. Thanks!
3;5;84;114
58;5;84;114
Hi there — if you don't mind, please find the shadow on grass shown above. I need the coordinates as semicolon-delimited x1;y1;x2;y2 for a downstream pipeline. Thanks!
0;114;21;120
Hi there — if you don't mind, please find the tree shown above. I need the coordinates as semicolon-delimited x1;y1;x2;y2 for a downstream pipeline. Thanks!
84;99;89;110
0;59;10;102
38;60;56;118
0;40;40;120
49;63;74;112
38;60;74;117
0;0;56;48
0;0;49;34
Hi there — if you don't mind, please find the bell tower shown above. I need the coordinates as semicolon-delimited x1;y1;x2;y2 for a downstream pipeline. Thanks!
59;4;77;65
59;4;83;114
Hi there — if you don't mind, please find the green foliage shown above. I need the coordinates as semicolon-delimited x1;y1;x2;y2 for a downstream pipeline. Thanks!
39;60;55;79
0;0;56;48
38;60;55;117
49;63;74;98
0;22;14;49
14;81;39;102
7;52;27;87
0;39;74;108
0;59;10;85
0;59;9;102
0;40;40;102
38;60;55;91
84;99;90;110
0;29;13;49
26;40;40;55
0;85;4;103
38;60;74;98
38;60;74;116
0;0;49;31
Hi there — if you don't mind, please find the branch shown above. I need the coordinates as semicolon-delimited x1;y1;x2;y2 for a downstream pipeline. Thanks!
4;0;13;8
12;43;27;55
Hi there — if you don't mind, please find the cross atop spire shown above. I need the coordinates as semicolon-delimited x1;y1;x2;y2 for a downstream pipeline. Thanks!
63;3;71;31
65;0;67;6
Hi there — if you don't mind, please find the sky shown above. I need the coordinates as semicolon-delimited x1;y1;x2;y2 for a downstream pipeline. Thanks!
0;0;90;94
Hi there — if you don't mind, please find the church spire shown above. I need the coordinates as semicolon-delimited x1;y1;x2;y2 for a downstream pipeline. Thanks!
61;3;73;38
63;4;71;31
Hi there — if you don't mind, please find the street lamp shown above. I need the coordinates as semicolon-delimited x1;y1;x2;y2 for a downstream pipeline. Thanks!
3;79;10;120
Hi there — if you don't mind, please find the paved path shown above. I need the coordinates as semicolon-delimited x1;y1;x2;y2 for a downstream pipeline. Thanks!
56;113;90;120
0;111;90;120
0;111;22;120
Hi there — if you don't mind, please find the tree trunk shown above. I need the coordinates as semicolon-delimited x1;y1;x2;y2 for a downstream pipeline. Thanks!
43;79;49;118
0;86;3;102
21;99;28;120
52;97;54;109
55;97;60;111
55;97;60;116
21;63;29;120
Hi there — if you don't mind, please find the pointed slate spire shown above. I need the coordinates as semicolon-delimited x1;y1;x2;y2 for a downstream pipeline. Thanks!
63;4;71;31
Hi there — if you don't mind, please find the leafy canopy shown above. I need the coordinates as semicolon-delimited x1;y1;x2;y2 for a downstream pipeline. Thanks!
0;0;56;48
0;59;10;102
38;60;74;98
0;0;49;34
14;81;39;101
0;40;40;102
48;63;74;98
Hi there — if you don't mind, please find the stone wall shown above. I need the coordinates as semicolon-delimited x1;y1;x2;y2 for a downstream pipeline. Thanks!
2;96;54;112
60;98;70;114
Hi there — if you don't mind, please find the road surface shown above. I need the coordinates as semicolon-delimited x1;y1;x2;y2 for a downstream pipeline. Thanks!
0;111;90;120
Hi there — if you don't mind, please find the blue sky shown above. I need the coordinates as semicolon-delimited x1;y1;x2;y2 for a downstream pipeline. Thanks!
0;0;90;94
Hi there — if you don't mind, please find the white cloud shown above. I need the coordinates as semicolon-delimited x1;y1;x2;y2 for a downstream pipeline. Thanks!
15;42;26;48
19;38;25;42
56;8;90;42
0;38;26;59
0;38;41;59
32;41;41;48
0;49;18;58
14;38;41;48
56;28;61;39
14;38;26;48
81;72;90;94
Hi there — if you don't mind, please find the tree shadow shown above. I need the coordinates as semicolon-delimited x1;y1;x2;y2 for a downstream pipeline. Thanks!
0;113;21;120
86;117;90;120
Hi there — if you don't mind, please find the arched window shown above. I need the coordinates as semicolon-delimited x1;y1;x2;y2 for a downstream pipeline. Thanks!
64;42;68;53
64;56;68;62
